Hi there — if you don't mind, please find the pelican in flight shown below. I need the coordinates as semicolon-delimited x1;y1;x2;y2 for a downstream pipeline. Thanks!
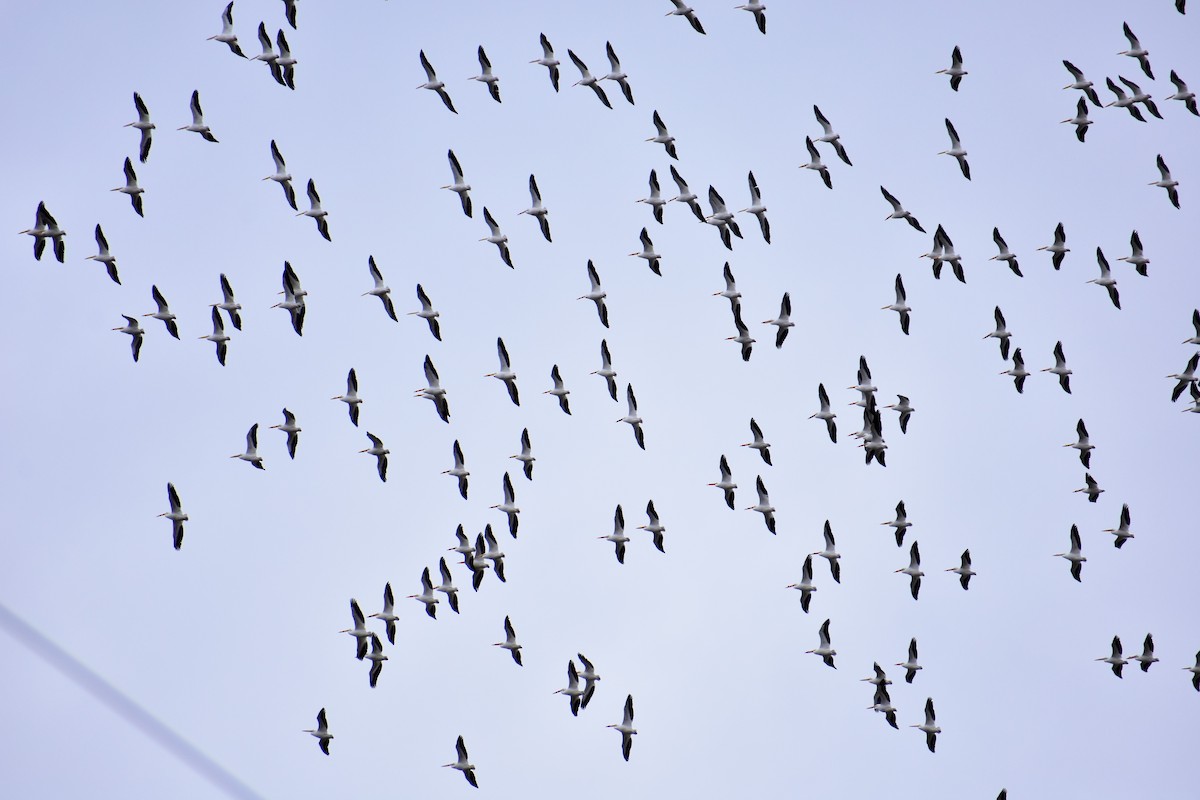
637;500;666;553
984;307;1012;360
704;185;743;251
274;261;306;336
362;256;397;321
1104;77;1148;122
1097;636;1129;678
491;472;520;537
1168;353;1199;401
601;41;635;104
763;293;794;347
709;454;737;510
936;45;966;90
1043;341;1073;394
545;365;572;415
580;260;610;328
303;709;332;755
869;684;898;729
1061;97;1092;143
647;110;678;159
912;698;941;752
1089;248;1121;309
813;106;852;165
231;424;265;470
799;136;832;189
435;557;461;613
638;169;667;224
19;201;65;263
110;157;144;217
251;22;284;86
740;170;771;243
727;304;755;361
742;418;773;464
666;0;706;34
408;284;441;340
494;616;523;665
511;428;534;480
668;165;706;221
207;2;247;57
1000;348;1029;394
470;46;501;103
481;528;509;582
441;149;472;218
360;433;389;482
880;187;925;232
714;262;741;306
367;583;398;645
486;337;520;405
415;355;449;423
145;285;179;339
270;408;300;459
409;567;439;619
736;2;766;33
1103;503;1134;548
989;228;1022;276
1075;473;1104;503
519;174;552;242
179;90;219;142
296;179;331;241
1151;155;1181;209
578;654;601;708
946;549;975;590
85;224;120;284
1055;524;1087;581
1118;22;1154;80
465;533;491;592
885;395;914;434
274;30;297;89
339;599;371;660
600;504;629;564
443;440;469;499
630;227;661;275
786;554;817;613
125;92;154;163
746;476;776;534
810;521;840;581
806;619;837;668
585;338;617;402
1064;419;1095;467
1117;230;1149;277
1130;634;1158;672
443;736;477;787
113;315;144;362
481;208;513;268
1038;222;1069;270
567;50;612;108
417;51;457;113
1115;76;1162;118
939;119;970;180
618;384;646;450
883;500;912;547
199;307;229;366
263;140;297;209
1185;652;1200;691
556;660;586;716
897;541;923;599
897;638;924;684
363;633;387;688
531;33;560;92
608;695;637;762
1167;70;1199;115
208;273;241;330
332;368;362;426
849;355;877;403
883;274;911;335
158;483;188;550
809;384;838;443
1062;60;1102;106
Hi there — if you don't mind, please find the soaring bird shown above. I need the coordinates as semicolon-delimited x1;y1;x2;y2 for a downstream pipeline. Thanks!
727;303;755;361
869;684;899;729
990;228;1022;276
480;207;513;267
1103;504;1135;549
809;384;838;443
297;179;331;240
210;273;241;330
179;90;219;142
936;45;966;90
1061;97;1093;142
593;340;619;401
546;365;571;415
806;619;837;668
1064;419;1095;467
111;157;144;217
1185;652;1200;692
1075;473;1104;503
417;50;457;113
408;284;442;340
1043;341;1073;394
487;337;520;405
714;262;741;306
579;260;610;328
709;454;737;510
207;2;247;57
647;110;678;159
360;433;389;482
1037;222;1069;270
125;92;154;163
145;285;179;339
567;50;612;108
442;149;472;217
1118;22;1154;80
736;1;767;33
1002;349;1030;393
1168;353;1200;401
885;395;914;434
666;0;706;34
877;502;911;550
578;654;602;708
367;583;398;645
1150;154;1181;209
483;529;508;584
704;185;743;250
511;428;535;480
1055;524;1087;581
984;307;1012;360
1104;77;1148;122
763;293;794;347
932;225;965;282
555;660;586;716
600;504;630;564
630;227;661;275
880;187;925;232
470;46;502;103
338;599;371;660
361;256;397;321
531;33;560;92
364;633;387;688
618;384;646;450
743;418;773;465
158;483;188;550
799;136;832;189
443;440;469;499
899;638;923;684
637;500;667;553
882;274;911;335
270;408;300;460
747;476;776;534
434;557;461;614
19;201;66;263
408;567;439;619
638;169;667;224
332;368;362;426
264;140;297;209
275;30;298;89
786;554;817;613
810;106;852;166
741;170;771;243
668;165;707;221
443;736;478;787
251;22;284;86
231;423;265;470
939;118;970;179
303;709;332;755
1089;248;1121;309
912;698;941;752
607;695;637;761
492;473;520;537
601;41;635;104
519;174;552;242
494;616;523;665
896;541;923;599
85;224;120;284
199;307;229;366
1062;60;1102;106
1131;634;1158;672
946;549;975;590
112;315;144;362
1097;636;1129;678
1167;70;1199;115
274;261;306;336
812;521;841;581
1117;230;1150;277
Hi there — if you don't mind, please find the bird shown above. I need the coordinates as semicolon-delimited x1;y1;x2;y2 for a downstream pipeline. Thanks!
263;140;297;209
882;275;911;335
1103;504;1135;549
443;736;478;788
361;256;397;321
555;660;586;716
1097;636;1129;678
578;654;602;708
517;174;553;242
883;500;912;547
1167;70;1199;115
704;185;743;250
465;533;491;592
274;261;306;336
125;92;154;163
786;554;817;613
618;384;646;449
600;504;630;564
1042;341;1073;394
984;307;1013;360
208;274;242;331
85;224;120;284
1055;525;1087;581
297;179;331;240
199;307;229;366
763;293;794;348
1150;154;1181;209
1117;230;1150;277
145;285;179;339
1104;77;1149;122
1089;248;1121;309
736;2;767;33
332;369;362;426
898;639;923;684
367;583;399;646
434;557;461;614
668;165;707;222
608;694;637;761
989;228;1022;276
112;315;144;362
1185;652;1200;691
946;549;975;590
805;619;837;669
443;440;469;500
742;418;773;465
441;149;472;218
714;262;741;306
207;2;247;57
1075;473;1104;503
1119;22;1154;80
627;228;663;278
486;337;520;405
740;171;771;243
303;709;332;755
405;284;442;341
1062;60;1102;106
647;110;678;159
269;408;300;460
810;106;853;167
799;136;832;189
360;433;389;482
592;340;619;402
470;46;502;103
638;169;668;225
480;525;507;584
869;684;899;729
727;304;756;361
338;599;372;660
567;50;612;108
1064;419;1095;467
579;260;610;328
1038;222;1069;270
849;355;877;402
939;119;970;180
230;424;265;470
19;201;66;263
480;207;513;268
880;187;925;232
409;567;440;619
884;395;914;434
110;156;144;217
511;428;535;480
809;384;838;443
417;51;457;113
811;521;841;581
709;455;737;510
251;22;284;86
1061;97;1093;143
531;33;560;92
178;90;219;142
1185;310;1200;346
936;45;966;90
157;483;188;550
896;541;923;599
637;500;667;553
1180;0;1188;13
545;365;572;415
494;616;523;665
492;473;521;538
747;476;776;534
912;698;941;752
1130;634;1158;672
364;633;387;688
1168;353;1199;401
666;0;705;34
275;29;298;89
601;41;635;104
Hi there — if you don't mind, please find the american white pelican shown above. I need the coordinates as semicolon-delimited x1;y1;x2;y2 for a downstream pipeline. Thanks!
491;473;520;537
1103;503;1134;548
231;424;264;470
939;119;971;180
1061;97;1093;143
736;2;767;33
983;307;1012;360
704;185;742;250
555;660;586;716
727;303;755;361
367;583;398;645
946;549;975;590
297;179;331;241
1097;635;1128;678
19;201;65;263
1117;230;1149;277
1151;154;1181;209
592;340;619;401
251;23;284;86
666;0;706;34
882;275;911;335
811;520;840;581
937;45;966;90
880;187;925;232
638;169;667;225
303;708;332;755
1064;419;1095;467
443;736;478;787
531;33;560;92
270;408;300;460
1062;61;1102;106
178;90;219;142
1167;70;1199;115
1089;248;1121;309
417;51;457;113
714;262;741;306
601;42;635;104
125;92;154;163
360;433;389;482
1130;634;1158;672
1055;524;1087;581
883;500;911;547
145;285;180;339
885;395;914;433
435;557;461;613
809;384;837;443
263;140;296;209
481;207;513;268
275;30;297;89
579;260;610;328
470;46;501;103
1115;76;1161;118
1186;310;1200;345
199;307;229;366
862;407;888;466
332;369;362;426
415;355;450;423
869;684;899;728
806;619;837;668
763;293;794;347
1118;22;1154;80
989;228;1022;276
364;633;387;687
799;136;832;189
578;653;601;708
545;365;571;415
709;454;737;510
1042;341;1073;394
912;698;941;752
742;418;773;464
409;567;439;619
567;50;612;108
158;482;188;550
1104;77;1148;122
408;284;442;340
647;110;678;159
849;355;877;401
1168;353;1199;401
812;106;852;165
443;440;469;499
483;526;507;582
1075;473;1103;503
896;541;923;599
338;599;371;660
209;273;242;330
668;165;706;221
441;149;472;218
113;315;144;362
600;504;630;564
637;500;666;553
494;616;522;665
898;638;923;683
629;227;662;276
746;476;776;533
519;174;552;242
466;533;491;592
608;695;637;761
207;2;247;57
487;337;520;405
85;224;120;284
786;554;817;613
274;261;306;336
511;428;534;480
739;170;771;243
1185;652;1200;691
362;256;397;321
1001;347;1029;393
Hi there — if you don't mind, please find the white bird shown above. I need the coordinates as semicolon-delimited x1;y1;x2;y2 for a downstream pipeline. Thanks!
880;186;925;232
367;583;398;645
112;315;144;362
939;118;970;180
882;274;911;335
275;29;298;89
629;227;661;276
1184;651;1200;692
567;49;612;108
338;599;372;660
296;179;331;241
601;41;635;104
303;708;332;755
638;169;667;224
332;368;362;426
763;293;794;347
666;0;706;34
1118;22;1154;80
740;170;771;243
1064;419;1095;467
668;165;706;221
896;541;923;599
1150;154;1181;209
491;473;520;538
618;384;646;450
480;207;513;268
443;440;469;500
519;174;552;242
599;504;630;564
704;185;742;250
592;340;619;402
555;660;586;716
207;2;247;58
1055;524;1087;581
786;554;817;613
417;50;457;113
408;567;439;619
713;261;741;306
199;307;229;366
869;684;899;729
465;533;491;592
984;307;1012;360
1185;310;1200;346
470;45;501;103
884;394;914;434
209;273;241;330
1042;341;1072;394
482;525;507;583
434;557;461;614
19;201;66;263
494;616;522;665
230;423;265;470
1097;635;1129;678
251;22;284;86
637;500;667;553
946;549;975;590
1169;353;1200;401
359;432;389;482
1131;634;1158;672
936;45;966;90
1075;473;1104;503
898;638;923;684
85;224;120;284
1103;504;1135;549
708;454;737;510
990;228;1022;276
806;619;837;668
1104;76;1149;122
273;261;306;336
178;90;219;142
486;337;520;405
883;500;912;547
157;482;188;550
510;428;535;480
912;698;941;752
1038;222;1069;270
545;365;572;415
579;260;610;328
799;136;832;189
263;139;297;209
531;33;560;92
408;284;442;340
812;105;852;165
811;520;841;582
848;355;877;402
441;149;472;218
125;92;154;163
269;408;300;460
362;256;397;321
1117;230;1150;277
736;1;767;33
411;355;444;420
747;476;777;534
1062;60;1102;106
809;384;838;443
577;653;601;708
607;694;637;761
1167;70;1199;116
1061;97;1093;143
364;633;387;688
442;736;478;788
111;157;144;217
1089;248;1121;309
742;418;773;465
145;285;179;339
647;110;678;159
727;303;755;362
